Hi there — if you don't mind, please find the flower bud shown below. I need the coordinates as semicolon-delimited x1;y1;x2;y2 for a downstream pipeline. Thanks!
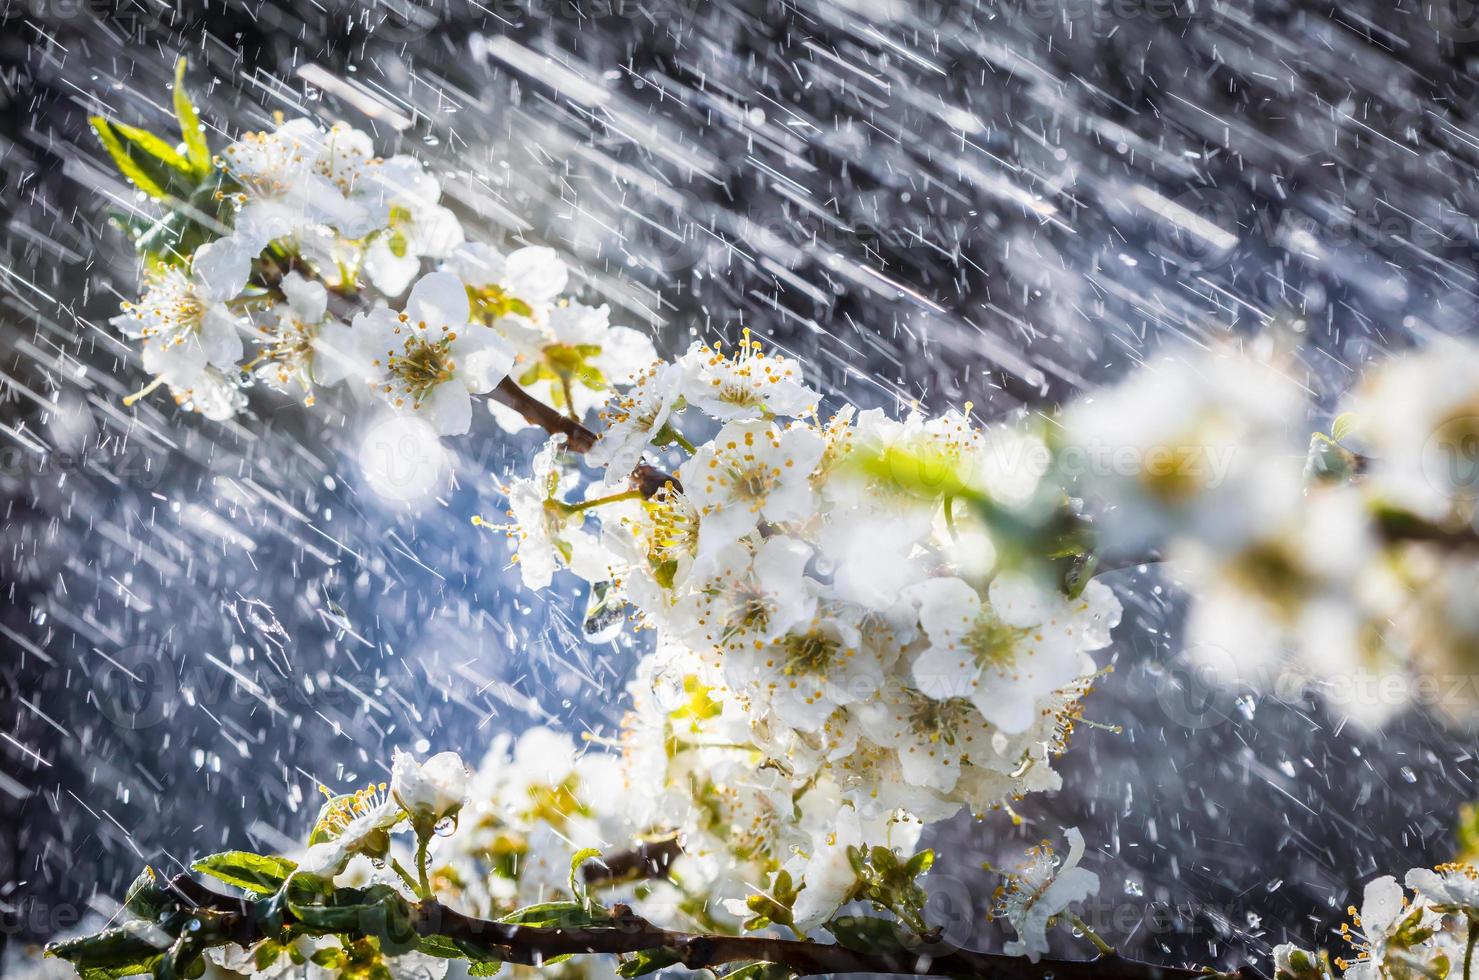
390;749;468;836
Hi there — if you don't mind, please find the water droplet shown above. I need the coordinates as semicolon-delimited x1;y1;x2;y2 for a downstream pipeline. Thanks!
434;815;457;837
652;665;685;711
370;857;387;870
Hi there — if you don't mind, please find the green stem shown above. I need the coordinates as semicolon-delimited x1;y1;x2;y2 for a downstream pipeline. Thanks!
654;423;698;454
561;490;643;514
1465;918;1477;980
1067;913;1115;958
416;839;432;901
388;859;421;896
558;372;581;423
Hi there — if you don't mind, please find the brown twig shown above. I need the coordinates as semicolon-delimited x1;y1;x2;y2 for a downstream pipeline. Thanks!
581;836;683;886
167;874;1241;980
489;376;598;453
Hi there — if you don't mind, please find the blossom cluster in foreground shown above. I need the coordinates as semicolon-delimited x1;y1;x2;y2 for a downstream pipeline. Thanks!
95;85;1125;938
46;739;1104;980
64;61;1479;980
109;103;651;434
486;337;1123;933
1275;862;1479;980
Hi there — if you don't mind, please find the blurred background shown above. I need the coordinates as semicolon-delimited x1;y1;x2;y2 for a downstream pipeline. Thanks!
2;0;1479;974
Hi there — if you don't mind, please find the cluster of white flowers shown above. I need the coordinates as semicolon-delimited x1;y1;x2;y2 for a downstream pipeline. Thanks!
194;749;468;980
102;99;1131;953
112;116;651;436
430;727;630;918
1274;862;1479;980
297;748;468;877
1056;339;1479;730
481;333;1123;933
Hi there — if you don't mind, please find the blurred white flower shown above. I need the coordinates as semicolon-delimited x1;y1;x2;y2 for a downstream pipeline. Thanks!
996;827;1101;963
1058;344;1307;557
1343;337;1479;523
362;164;464;296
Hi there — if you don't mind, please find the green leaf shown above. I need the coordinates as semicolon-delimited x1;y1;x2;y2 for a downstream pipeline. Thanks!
416;934;463;959
89;117;197;201
570;847;602;895
77;965;165;980
123;867;176;922
191;851;297;895
255;942;284;971
1331;412;1359;443
469;962;504;977
308;947;344;969
287;884;418;956
453;937;506;968
869;848;901;874
499;901;611;929
153;935;203;980
827;915;909;954
618;947;684;977
46;924;165;975
112;121;195;178
172;57;211;176
91;117;171;199
903;849;935;878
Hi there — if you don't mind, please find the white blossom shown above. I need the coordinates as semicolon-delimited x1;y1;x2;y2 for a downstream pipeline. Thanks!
588;360;684;478
684;419;824;559
907;574;1117;734
352;271;515;435
390;749;468;830
996;828;1101;963
1058;344;1307;557
114;266;245;390
678;335;818;421
498;437;614;589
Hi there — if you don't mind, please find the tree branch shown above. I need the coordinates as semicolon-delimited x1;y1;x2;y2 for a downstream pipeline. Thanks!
581;835;682;886
167;874;1241;980
489;377;598;453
